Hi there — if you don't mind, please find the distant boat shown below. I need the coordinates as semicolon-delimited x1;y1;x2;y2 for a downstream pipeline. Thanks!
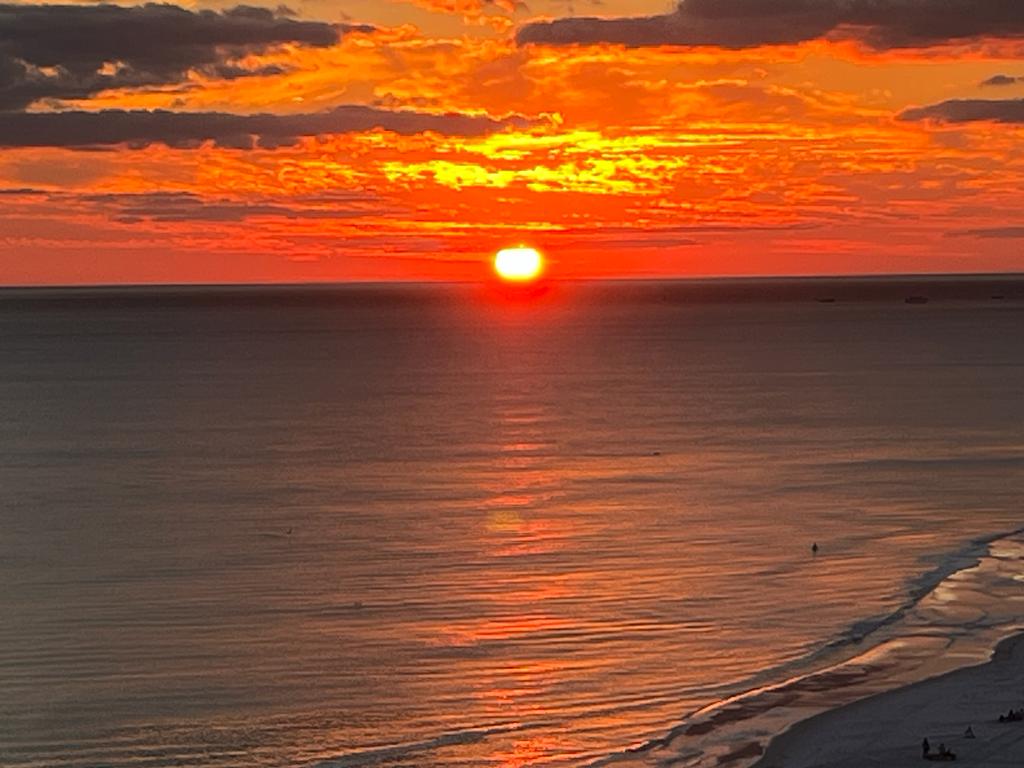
991;295;1006;301
817;297;836;304
905;295;929;305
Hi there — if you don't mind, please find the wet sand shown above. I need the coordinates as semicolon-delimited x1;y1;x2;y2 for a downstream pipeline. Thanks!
755;632;1024;768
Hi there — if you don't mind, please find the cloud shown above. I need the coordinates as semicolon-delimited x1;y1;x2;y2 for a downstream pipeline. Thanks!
981;74;1023;86
0;186;46;197
899;98;1024;124
406;0;521;17
948;226;1024;238
564;235;700;249
78;191;393;223
0;3;368;110
0;105;526;148
517;0;1024;51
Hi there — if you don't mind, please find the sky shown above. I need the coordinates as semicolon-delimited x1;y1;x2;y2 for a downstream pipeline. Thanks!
2;0;1024;285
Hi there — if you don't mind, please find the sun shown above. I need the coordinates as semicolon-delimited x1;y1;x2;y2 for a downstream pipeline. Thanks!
494;246;544;282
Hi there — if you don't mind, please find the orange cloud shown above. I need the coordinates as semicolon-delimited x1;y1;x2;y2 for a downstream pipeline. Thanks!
405;0;521;16
3;5;1024;283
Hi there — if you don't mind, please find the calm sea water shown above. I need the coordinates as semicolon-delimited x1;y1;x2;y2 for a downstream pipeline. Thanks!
1;280;1023;768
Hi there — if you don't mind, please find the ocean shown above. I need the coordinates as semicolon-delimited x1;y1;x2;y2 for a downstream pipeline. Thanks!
1;277;1023;768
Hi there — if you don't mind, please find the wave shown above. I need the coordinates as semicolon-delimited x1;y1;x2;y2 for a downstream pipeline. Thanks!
302;527;1024;768
590;525;1024;768
309;722;550;768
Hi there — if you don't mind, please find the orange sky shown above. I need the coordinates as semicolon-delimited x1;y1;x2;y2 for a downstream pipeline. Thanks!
2;0;1024;284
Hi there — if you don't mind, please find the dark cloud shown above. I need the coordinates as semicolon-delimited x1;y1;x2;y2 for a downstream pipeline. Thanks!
80;191;394;223
948;226;1024;238
517;0;1024;51
899;98;1024;124
0;3;367;110
205;63;292;80
981;74;1022;86
0;105;526;148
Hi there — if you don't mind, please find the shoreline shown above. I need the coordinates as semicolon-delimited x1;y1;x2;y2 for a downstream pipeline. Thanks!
602;529;1024;768
753;630;1024;768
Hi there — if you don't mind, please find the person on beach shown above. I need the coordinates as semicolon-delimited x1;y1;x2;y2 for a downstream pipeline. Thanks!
965;726;975;739
922;738;930;758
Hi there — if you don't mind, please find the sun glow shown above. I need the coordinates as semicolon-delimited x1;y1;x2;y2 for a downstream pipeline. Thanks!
494;247;544;282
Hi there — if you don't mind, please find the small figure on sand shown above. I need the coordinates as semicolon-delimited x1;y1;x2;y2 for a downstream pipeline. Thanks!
998;708;1024;723
811;542;819;554
964;725;975;738
922;739;956;762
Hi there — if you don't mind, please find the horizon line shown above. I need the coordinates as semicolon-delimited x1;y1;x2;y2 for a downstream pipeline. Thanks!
2;270;1024;293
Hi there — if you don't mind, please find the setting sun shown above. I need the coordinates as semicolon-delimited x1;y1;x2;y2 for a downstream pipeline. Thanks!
494;247;544;282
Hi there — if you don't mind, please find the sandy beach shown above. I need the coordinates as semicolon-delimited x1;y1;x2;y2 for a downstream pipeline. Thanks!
755;632;1024;768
